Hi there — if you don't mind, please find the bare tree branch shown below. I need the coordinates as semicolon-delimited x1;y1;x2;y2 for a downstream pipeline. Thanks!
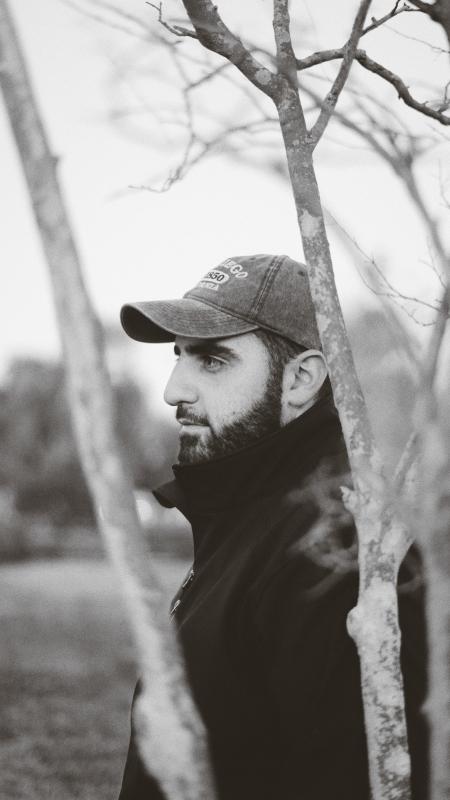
355;50;450;122
296;48;450;125
181;0;280;98
273;0;299;89
309;0;373;146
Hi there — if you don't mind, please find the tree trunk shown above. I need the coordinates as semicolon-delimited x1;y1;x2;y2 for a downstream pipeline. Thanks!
0;2;216;798
178;0;418;796
416;389;450;800
274;78;413;800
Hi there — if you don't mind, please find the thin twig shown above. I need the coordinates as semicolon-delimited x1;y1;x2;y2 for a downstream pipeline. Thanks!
128;117;278;192
326;208;446;317
361;1;418;36
186;61;231;90
384;22;450;53
146;2;198;38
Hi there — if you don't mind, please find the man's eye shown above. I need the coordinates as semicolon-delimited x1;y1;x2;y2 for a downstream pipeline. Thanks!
201;355;223;371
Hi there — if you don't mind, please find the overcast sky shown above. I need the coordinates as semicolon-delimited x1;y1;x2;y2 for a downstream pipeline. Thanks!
1;0;448;408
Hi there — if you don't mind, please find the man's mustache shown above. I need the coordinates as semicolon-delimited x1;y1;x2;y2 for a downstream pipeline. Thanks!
176;405;209;426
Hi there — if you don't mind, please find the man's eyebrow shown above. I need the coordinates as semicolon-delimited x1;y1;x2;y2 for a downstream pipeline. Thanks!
173;341;239;359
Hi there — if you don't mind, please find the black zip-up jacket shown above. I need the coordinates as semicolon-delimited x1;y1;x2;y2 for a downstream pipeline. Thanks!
118;397;428;800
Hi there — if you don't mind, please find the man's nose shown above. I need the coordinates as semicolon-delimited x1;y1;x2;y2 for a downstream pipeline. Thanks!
163;361;198;407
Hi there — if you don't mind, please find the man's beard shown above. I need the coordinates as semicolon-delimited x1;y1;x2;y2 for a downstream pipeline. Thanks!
176;369;282;465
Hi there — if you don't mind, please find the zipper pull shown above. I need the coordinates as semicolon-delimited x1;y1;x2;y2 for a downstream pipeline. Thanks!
170;598;181;617
181;567;195;589
170;566;195;617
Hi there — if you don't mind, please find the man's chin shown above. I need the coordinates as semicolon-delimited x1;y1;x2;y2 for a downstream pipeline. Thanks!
178;428;213;465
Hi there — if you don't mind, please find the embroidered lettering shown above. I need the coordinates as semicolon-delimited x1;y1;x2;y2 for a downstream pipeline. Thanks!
222;260;248;279
202;270;230;286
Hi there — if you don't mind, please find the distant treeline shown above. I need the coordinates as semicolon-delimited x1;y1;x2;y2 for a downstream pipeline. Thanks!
0;357;177;560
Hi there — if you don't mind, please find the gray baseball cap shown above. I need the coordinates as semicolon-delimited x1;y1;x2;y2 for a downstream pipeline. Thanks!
121;254;321;349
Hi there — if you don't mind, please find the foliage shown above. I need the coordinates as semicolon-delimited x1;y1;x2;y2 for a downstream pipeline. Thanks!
0;356;176;556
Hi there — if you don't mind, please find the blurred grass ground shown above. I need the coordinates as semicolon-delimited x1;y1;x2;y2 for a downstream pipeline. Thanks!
0;556;189;800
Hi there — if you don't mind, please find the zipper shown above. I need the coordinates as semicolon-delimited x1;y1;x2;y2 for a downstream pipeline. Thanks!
170;566;195;617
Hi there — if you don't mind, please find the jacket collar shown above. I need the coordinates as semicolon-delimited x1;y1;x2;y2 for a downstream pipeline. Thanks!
154;395;345;523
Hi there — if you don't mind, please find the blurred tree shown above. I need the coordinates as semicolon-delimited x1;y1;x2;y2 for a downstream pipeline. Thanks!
0;356;176;529
0;359;92;526
0;0;214;792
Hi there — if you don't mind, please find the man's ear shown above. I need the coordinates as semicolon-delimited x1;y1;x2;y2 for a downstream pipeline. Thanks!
281;350;328;424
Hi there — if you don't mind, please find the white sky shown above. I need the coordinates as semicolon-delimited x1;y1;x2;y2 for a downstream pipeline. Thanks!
1;0;449;408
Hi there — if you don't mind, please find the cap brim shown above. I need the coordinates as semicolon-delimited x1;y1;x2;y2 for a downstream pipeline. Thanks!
120;298;258;343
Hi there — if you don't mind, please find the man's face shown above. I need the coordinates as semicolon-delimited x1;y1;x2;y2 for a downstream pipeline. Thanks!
164;333;282;464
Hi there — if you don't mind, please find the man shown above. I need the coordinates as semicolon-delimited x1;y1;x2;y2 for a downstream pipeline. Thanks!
118;254;427;800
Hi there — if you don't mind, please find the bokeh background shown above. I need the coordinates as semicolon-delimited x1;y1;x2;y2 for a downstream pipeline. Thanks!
1;1;448;797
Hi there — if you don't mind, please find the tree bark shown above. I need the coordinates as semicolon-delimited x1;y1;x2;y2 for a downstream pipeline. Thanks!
0;2;216;798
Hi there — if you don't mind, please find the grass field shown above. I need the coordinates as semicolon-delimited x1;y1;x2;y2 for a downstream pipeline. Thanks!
0;556;189;800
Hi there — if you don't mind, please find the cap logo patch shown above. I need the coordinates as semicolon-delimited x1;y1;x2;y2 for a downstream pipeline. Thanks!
196;261;249;292
197;269;230;292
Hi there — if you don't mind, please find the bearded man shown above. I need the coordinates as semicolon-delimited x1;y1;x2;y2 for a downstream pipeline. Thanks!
118;254;427;800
